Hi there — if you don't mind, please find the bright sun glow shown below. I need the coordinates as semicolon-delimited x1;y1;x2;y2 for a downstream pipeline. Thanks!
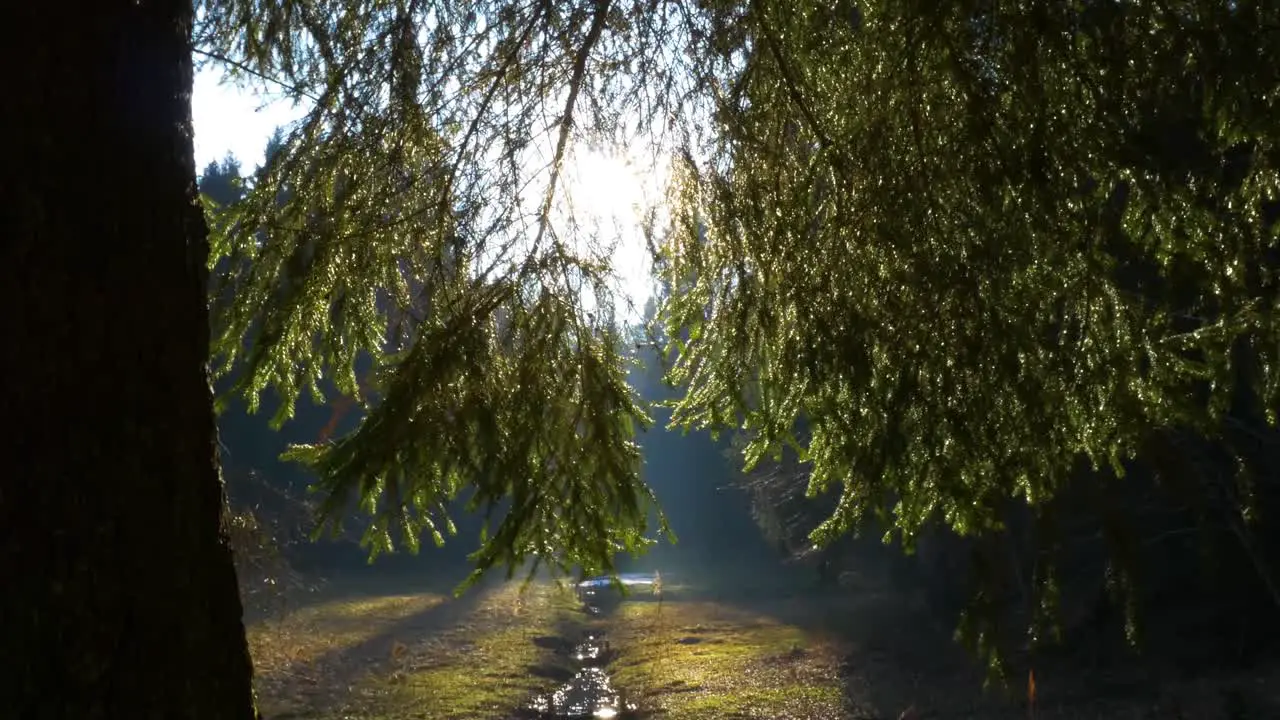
559;145;669;316
191;65;663;318
563;148;648;227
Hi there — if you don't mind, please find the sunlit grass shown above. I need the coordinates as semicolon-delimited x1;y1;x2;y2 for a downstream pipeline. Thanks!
244;578;852;720
299;581;584;720
245;581;569;719
391;625;554;719
609;600;847;719
247;593;449;673
386;583;581;718
245;591;451;717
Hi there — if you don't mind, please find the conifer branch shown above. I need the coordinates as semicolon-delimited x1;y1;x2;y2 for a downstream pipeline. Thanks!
534;0;613;253
192;47;320;103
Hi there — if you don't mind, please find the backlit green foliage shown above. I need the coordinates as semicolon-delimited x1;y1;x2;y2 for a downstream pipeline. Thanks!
658;0;1280;670
195;0;1279;657
197;0;670;581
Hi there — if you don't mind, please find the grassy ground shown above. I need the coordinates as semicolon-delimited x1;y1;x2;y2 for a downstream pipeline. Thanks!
245;572;857;720
244;570;1280;720
247;590;452;717
247;578;587;719
379;581;584;719
607;598;847;719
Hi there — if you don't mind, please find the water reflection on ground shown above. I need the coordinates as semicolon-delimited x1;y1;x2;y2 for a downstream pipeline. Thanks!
574;573;660;617
519;632;639;719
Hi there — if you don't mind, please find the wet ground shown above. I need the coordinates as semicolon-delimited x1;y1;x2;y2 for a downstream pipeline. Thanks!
244;571;1280;720
244;572;852;719
517;631;632;718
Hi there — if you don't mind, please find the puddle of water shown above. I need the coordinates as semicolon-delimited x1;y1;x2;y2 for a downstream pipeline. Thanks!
576;573;660;590
520;633;639;719
526;666;623;718
575;574;660;617
518;576;664;717
572;634;609;663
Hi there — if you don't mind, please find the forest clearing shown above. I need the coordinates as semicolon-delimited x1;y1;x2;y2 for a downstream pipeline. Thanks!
9;3;1280;717
244;571;1280;720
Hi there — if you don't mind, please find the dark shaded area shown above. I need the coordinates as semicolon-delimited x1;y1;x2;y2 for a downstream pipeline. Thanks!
1;5;257;718
730;421;1280;713
622;300;780;584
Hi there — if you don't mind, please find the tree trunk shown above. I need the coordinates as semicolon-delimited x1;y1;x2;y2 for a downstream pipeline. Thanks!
1;2;257;718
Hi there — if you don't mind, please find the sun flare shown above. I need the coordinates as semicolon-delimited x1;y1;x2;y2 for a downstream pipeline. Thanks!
559;144;670;315
562;147;651;226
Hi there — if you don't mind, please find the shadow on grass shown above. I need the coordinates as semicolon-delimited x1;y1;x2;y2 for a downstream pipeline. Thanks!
248;574;502;718
602;563;1008;718
246;566;479;623
661;565;1280;720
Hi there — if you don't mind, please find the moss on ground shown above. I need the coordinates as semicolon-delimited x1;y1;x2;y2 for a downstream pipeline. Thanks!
247;593;449;664
245;591;452;718
245;578;852;720
385;583;583;720
608;600;847;719
247;579;584;719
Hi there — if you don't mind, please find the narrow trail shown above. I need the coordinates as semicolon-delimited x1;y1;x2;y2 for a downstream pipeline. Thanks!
506;574;850;719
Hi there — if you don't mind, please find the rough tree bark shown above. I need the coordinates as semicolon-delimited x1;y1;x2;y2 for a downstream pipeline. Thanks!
0;2;258;718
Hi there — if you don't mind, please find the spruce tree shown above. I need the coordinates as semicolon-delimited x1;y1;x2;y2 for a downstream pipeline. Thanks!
3;2;256;717
199;0;1279;664
5;0;1278;713
658;0;1280;673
